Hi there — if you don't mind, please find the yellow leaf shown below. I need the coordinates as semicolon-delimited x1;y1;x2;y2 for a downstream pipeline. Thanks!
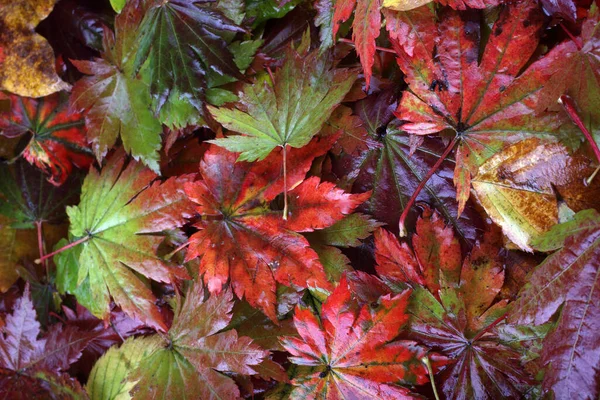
382;0;432;11
0;0;70;97
472;139;567;252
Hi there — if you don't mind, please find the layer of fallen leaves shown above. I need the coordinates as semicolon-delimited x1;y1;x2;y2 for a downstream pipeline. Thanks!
1;0;600;399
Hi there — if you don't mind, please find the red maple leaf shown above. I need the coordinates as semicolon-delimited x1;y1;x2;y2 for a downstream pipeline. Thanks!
280;275;432;399
390;1;571;214
184;137;370;321
0;93;93;185
375;207;536;399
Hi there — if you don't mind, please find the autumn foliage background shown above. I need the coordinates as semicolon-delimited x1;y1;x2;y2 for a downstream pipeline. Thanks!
0;0;599;398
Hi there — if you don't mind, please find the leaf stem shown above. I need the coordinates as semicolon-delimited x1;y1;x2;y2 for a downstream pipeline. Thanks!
338;37;396;54
559;95;600;178
283;144;288;220
587;165;600;186
35;235;91;264
559;23;583;51
422;356;440;400
164;241;190;261
35;221;46;271
399;136;458;236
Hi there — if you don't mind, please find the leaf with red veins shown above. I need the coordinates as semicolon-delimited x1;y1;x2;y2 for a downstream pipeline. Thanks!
280;276;430;399
184;137;355;321
510;210;600;399
392;2;570;214
0;93;93;186
283;177;371;232
375;208;536;399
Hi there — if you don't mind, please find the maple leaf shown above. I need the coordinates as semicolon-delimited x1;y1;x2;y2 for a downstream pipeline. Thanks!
332;120;483;246
54;149;195;331
0;285;92;399
391;1;572;214
510;209;600;399
0;0;70;97
0;93;93;186
375;207;538;399
132;0;244;118
280;275;430;399
87;281;267;400
70;1;162;171
184;138;369;320
208;46;356;162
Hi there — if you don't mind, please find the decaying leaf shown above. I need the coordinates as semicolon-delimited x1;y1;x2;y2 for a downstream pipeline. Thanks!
0;285;92;399
0;0;70;97
87;281;267;400
70;1;162;171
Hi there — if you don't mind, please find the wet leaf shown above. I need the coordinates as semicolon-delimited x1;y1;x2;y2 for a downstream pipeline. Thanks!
0;0;70;97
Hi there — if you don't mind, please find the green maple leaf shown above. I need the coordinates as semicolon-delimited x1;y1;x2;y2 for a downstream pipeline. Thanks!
55;150;195;331
133;0;245;117
70;1;162;171
208;46;356;162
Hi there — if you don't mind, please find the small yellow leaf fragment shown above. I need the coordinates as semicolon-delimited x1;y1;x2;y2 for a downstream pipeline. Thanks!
382;0;432;11
0;0;70;97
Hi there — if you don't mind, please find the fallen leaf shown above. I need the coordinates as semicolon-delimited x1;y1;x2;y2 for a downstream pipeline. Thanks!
0;0;70;97
55;149;195;331
280;275;430;399
392;1;572;214
0;93;92;186
184;138;368;320
208;46;355;162
510;210;600;399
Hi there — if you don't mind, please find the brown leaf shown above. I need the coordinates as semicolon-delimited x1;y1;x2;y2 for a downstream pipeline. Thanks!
0;0;70;97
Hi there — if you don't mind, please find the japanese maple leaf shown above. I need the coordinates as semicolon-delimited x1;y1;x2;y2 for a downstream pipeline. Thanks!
208;46;356;162
133;0;244;116
0;285;92;399
280;275;431;399
54;149;196;331
0;93;93;186
0;0;69;97
90;281;267;400
184;138;369;321
392;1;571;214
375;207;536;399
330;0;501;87
331;90;483;245
511;210;600;399
70;0;162;171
